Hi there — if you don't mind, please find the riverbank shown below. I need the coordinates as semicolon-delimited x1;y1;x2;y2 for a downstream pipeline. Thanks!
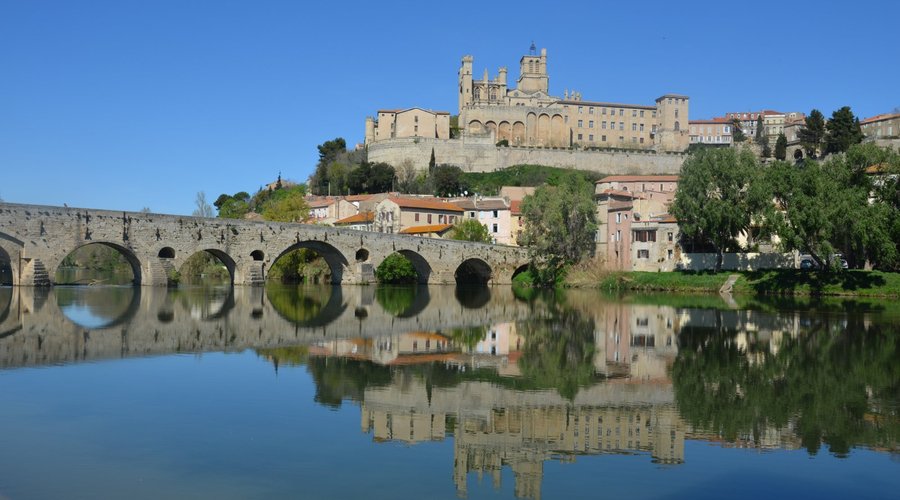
589;270;900;297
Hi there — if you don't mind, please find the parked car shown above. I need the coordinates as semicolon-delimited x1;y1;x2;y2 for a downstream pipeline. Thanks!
800;258;816;270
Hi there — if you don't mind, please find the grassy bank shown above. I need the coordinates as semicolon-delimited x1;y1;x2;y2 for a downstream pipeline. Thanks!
590;270;900;297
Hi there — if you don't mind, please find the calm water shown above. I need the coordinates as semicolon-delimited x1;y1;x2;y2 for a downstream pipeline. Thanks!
0;285;897;499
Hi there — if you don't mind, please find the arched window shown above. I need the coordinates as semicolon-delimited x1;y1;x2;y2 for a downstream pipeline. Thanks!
529;60;534;73
474;88;481;100
674;121;680;131
489;88;496;100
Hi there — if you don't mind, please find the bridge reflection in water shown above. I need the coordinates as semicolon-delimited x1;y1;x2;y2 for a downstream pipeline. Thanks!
1;286;897;499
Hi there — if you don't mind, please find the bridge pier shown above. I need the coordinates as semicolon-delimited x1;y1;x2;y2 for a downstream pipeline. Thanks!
0;202;530;288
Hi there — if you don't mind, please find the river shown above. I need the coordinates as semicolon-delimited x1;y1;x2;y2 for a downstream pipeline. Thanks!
0;285;897;499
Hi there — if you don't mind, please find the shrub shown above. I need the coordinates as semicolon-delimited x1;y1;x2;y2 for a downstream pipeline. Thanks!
375;253;418;284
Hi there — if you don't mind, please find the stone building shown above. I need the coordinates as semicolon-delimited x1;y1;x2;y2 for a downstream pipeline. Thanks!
458;48;689;151
594;175;680;271
861;112;900;140
373;197;464;234
365;108;450;144
451;197;513;245
724;110;804;147
689;118;733;145
365;47;690;152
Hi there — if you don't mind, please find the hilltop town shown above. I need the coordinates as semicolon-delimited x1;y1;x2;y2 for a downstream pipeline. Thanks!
199;46;900;283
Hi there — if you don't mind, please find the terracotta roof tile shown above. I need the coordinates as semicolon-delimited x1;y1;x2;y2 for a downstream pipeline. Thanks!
861;113;900;124
334;212;374;225
398;223;454;235
510;200;522;215
387;197;464;212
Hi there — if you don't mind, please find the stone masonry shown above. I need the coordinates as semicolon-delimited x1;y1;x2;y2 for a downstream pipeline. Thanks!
0;203;529;287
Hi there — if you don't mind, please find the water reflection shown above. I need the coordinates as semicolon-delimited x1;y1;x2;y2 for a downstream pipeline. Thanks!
0;285;898;498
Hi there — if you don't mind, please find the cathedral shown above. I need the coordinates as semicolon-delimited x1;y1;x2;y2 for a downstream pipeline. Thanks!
366;46;690;152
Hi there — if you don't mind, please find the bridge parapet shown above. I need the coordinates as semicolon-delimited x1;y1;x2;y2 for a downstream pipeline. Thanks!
0;203;529;286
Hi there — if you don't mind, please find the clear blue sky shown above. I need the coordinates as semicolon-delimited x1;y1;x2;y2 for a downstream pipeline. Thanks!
2;0;898;215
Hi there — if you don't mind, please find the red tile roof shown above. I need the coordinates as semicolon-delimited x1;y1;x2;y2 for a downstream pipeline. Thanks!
398;223;454;235
510;200;522;215
334;212;374;225
387;197;465;212
307;199;335;208
861;113;900;124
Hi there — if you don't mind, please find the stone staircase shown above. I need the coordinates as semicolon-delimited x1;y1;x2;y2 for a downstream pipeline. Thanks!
23;259;51;287
246;261;265;286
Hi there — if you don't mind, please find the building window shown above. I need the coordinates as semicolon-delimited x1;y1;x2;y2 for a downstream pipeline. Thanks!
415;213;420;222
619;122;624;131
589;120;594;128
652;111;657;119
578;106;583;114
637;249;650;259
589;134;594;141
632;123;637;131
492;210;498;218
632;110;637;117
640;123;644;132
640;110;645;118
667;232;673;242
619;109;624;116
578;119;583;127
640;137;644;144
616;212;621;223
602;135;606;141
602;108;607;115
667;249;673;260
616;230;621;242
633;230;657;242
439;214;445;223
469;211;475;218
578;133;583;140
492;223;498;233
427;213;432;223
602;121;607;129
589;107;594;114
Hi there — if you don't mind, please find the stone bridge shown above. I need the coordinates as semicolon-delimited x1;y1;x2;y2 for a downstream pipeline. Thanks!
0;203;530;286
0;285;539;369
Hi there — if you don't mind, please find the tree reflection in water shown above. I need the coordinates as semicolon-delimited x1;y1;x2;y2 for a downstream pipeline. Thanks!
517;307;599;400
672;314;900;456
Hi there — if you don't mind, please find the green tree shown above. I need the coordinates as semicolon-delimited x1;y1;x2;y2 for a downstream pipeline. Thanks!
731;119;746;142
375;253;418;284
798;109;826;158
347;162;395;194
755;114;766;145
262;192;310;223
449;218;491;243
192;191;214;218
670;148;767;272
431;164;466;197
428;147;436;172
774;133;788;161
764;145;896;269
762;142;772;158
311;138;348;195
519;173;597;284
825;106;864;155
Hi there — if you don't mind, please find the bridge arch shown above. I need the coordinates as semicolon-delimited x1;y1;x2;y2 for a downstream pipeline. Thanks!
178;248;237;285
455;258;493;285
56;286;142;329
55;241;142;286
0;245;13;287
511;264;530;282
272;240;349;284
382;249;432;284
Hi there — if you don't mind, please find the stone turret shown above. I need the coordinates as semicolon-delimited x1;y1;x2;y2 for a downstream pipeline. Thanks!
458;55;474;113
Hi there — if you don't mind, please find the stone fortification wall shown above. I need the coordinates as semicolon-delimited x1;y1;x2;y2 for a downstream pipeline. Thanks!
367;136;686;174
